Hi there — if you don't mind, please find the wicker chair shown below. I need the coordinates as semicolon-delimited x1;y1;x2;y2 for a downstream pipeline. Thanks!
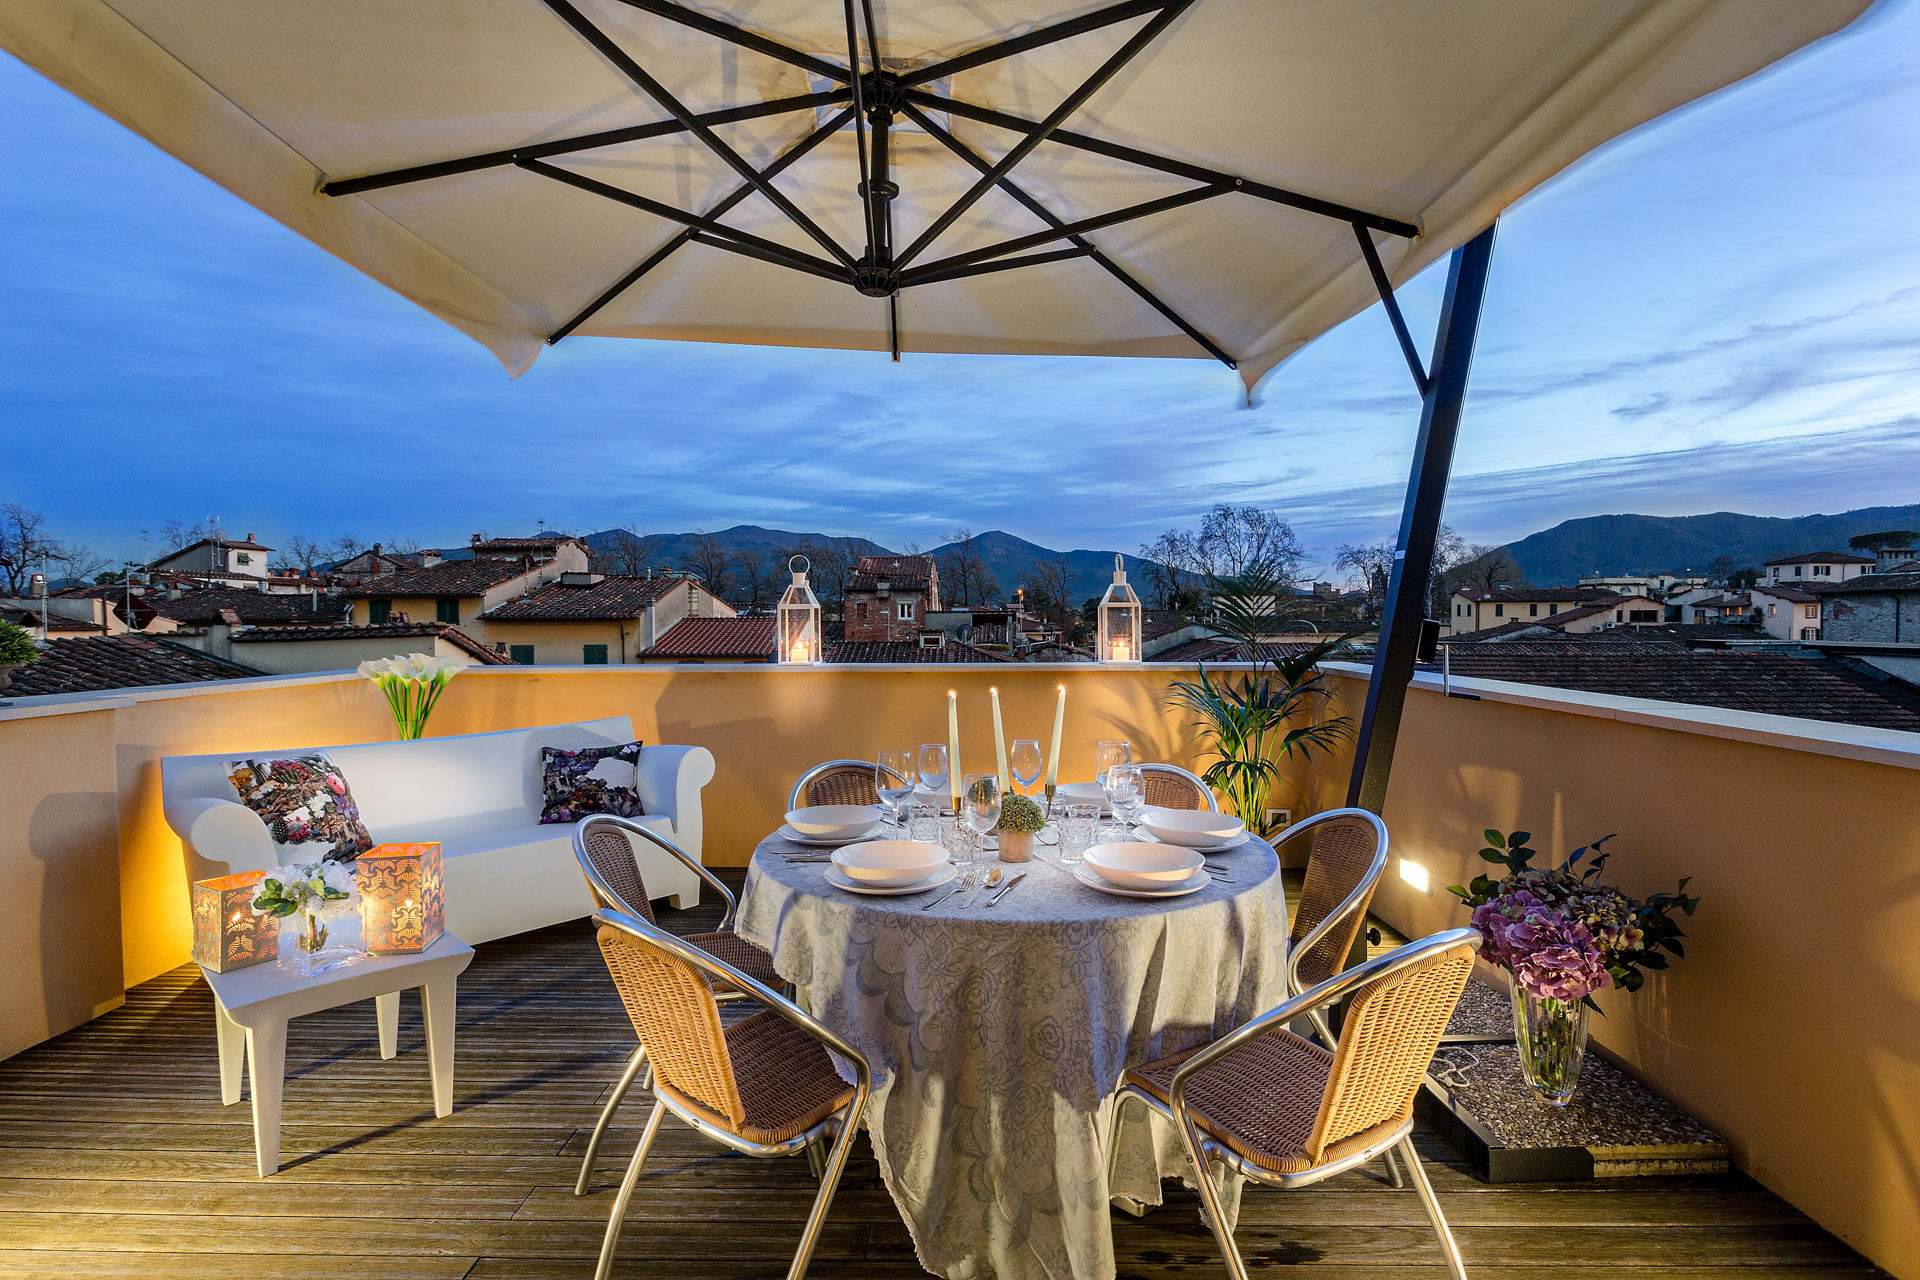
1278;808;1389;1018
1136;762;1218;811
1114;929;1480;1280
572;815;784;1196
590;908;870;1280
787;758;912;811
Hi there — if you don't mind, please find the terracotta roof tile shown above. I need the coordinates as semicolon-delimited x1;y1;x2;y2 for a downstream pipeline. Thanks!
647;616;776;659
481;575;686;621
1762;550;1874;566
1816;569;1920;596
848;555;936;593
340;558;531;597
0;606;104;633
1148;638;1329;663
826;640;1012;663
146;588;352;625
230;622;512;664
5;636;263;696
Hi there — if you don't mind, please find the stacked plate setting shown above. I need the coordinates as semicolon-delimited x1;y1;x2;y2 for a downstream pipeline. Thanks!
1076;841;1211;898
1136;808;1249;854
826;840;954;895
780;805;886;846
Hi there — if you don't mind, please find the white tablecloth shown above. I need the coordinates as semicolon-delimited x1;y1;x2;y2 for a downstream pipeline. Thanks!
736;832;1288;1280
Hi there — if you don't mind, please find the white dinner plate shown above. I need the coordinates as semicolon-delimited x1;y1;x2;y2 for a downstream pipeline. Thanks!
1137;828;1252;855
1072;863;1212;899
822;863;958;896
780;823;884;847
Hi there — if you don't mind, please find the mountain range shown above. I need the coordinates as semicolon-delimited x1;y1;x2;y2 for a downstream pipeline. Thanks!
1505;504;1920;585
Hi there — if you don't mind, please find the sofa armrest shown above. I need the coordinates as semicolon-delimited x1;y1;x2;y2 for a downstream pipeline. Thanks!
166;797;276;881
634;745;716;861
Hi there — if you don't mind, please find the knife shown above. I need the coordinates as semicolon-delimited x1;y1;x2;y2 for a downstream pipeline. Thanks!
986;872;1027;907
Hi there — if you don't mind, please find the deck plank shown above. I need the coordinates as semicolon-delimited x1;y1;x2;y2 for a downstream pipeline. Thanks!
0;870;1883;1278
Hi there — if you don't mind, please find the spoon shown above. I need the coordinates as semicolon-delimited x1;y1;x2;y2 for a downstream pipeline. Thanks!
962;867;1003;908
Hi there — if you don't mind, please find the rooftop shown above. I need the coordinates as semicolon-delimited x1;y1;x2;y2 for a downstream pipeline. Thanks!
848;555;936;593
0;606;103;634
1454;587;1622;604
481;574;684;621
1815;569;1920;596
1763;550;1874;566
2;634;262;696
340;558;531;598
826;639;1012;663
646;615;776;660
145;588;351;626
228;621;511;664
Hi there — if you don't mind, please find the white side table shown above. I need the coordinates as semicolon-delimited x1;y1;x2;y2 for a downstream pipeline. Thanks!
199;933;475;1176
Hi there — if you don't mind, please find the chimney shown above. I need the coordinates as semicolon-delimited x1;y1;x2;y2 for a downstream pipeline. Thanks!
419;548;443;568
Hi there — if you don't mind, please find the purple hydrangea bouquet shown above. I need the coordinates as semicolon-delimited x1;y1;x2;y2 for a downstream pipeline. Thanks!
1449;830;1698;1104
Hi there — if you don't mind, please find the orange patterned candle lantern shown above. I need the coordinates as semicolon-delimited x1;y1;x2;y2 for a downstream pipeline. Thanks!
191;871;278;972
356;842;444;954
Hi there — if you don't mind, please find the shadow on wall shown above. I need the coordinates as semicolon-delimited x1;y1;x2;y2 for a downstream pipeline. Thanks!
29;789;123;1038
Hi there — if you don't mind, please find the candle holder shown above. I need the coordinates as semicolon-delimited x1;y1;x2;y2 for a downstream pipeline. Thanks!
356;842;444;954
777;555;822;664
1097;554;1143;663
191;871;278;972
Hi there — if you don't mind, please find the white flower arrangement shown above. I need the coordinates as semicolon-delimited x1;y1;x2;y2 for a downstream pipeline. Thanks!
251;860;358;921
358;652;466;740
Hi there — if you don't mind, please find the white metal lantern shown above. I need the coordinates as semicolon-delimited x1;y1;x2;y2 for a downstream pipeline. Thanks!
1097;554;1143;663
777;555;822;664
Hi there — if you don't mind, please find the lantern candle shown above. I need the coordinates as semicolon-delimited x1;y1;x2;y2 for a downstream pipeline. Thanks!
1045;684;1065;800
990;686;1010;791
356;842;445;955
191;871;278;972
947;689;962;808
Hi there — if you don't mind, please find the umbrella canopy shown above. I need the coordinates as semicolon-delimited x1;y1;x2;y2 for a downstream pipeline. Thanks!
4;0;1869;392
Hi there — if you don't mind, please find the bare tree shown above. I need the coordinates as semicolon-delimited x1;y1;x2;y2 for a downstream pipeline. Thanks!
59;544;111;585
1433;543;1525;615
1195;504;1304;583
681;531;733;598
1024;558;1075;633
782;536;851;608
1334;541;1395;617
157;518;207;553
936;528;1001;607
328;534;370;562
1138;530;1200;611
598;529;659;576
730;546;781;610
0;505;56;594
277;534;331;575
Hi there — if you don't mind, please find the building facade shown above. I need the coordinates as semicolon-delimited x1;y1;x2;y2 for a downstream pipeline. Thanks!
1761;551;1873;587
844;555;942;643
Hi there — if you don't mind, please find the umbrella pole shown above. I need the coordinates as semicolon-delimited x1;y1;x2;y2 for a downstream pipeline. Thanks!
1346;223;1498;814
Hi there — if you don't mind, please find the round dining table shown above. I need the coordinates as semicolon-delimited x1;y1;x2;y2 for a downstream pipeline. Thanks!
735;827;1290;1280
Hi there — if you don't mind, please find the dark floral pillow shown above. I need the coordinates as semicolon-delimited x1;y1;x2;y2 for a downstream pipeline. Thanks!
226;752;374;864
540;741;645;825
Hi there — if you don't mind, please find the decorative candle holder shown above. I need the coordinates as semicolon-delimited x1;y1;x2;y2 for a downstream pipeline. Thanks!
191;871;278;972
356;842;444;954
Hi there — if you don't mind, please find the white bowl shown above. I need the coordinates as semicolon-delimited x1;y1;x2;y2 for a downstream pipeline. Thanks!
1139;808;1245;847
831;839;950;887
1054;782;1109;809
785;805;881;839
1084;841;1206;890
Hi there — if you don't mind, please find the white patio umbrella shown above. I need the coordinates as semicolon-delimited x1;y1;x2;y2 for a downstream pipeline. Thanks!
1;0;1870;395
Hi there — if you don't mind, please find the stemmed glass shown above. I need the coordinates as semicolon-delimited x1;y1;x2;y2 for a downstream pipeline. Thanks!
877;750;916;829
1010;739;1043;797
917;743;950;810
1102;762;1144;838
1094;739;1132;786
961;773;1002;862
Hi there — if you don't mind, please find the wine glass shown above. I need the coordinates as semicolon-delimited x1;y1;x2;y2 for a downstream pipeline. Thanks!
877;750;916;828
961;773;1002;862
1094;739;1133;786
917;743;950;808
1010;739;1043;796
1102;763;1144;837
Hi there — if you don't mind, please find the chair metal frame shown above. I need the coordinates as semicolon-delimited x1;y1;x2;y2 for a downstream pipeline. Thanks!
572;813;766;1197
1135;761;1220;812
787;757;913;812
1112;928;1480;1280
591;907;872;1280
1274;807;1390;1033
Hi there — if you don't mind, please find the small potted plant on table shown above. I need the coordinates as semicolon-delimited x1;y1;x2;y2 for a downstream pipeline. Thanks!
996;794;1046;863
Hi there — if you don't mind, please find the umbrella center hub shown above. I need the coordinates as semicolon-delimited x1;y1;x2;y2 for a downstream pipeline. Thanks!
852;253;899;298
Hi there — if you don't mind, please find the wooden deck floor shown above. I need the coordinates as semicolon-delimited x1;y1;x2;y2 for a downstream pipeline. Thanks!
0;872;1883;1279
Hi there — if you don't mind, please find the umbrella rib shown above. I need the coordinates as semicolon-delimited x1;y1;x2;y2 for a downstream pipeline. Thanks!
1353;224;1431;396
548;107;856;344
898;246;1096;289
321;90;846;197
903;88;1420;239
843;0;874;263
894;0;1196;270
900;100;1235;368
605;0;849;82
685;231;852;285
899;0;1177;89
539;0;855;269
899;184;1229;285
517;158;847;282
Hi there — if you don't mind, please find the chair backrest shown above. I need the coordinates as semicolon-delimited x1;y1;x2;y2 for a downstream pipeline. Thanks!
576;816;656;924
789;759;885;810
1288;810;1388;988
1305;935;1476;1163
595;916;746;1127
1137;763;1216;811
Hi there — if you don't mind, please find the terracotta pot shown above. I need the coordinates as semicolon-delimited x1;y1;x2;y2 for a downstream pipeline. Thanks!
997;830;1033;862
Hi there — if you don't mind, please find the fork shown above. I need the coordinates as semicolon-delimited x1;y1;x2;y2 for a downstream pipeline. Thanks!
922;866;979;911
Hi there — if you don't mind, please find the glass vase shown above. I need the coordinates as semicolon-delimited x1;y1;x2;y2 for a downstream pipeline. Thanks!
278;909;366;978
1510;987;1589;1106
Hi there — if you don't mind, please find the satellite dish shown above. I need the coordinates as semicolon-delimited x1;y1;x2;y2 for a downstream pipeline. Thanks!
956;623;974;642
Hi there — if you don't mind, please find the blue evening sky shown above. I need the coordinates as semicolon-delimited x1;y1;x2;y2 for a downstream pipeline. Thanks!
3;3;1917;575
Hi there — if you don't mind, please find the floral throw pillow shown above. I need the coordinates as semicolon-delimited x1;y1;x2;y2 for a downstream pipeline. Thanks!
540;741;646;824
226;753;375;864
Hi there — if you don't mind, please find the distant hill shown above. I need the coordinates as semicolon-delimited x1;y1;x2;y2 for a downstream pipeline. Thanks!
1506;504;1920;585
579;525;889;568
928;530;1155;605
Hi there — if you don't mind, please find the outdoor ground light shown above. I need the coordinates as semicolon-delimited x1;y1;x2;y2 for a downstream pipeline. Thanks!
191;870;278;972
778;554;822;664
357;842;445;954
1097;554;1143;663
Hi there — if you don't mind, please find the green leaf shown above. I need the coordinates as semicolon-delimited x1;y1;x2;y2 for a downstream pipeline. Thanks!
1445;885;1469;899
1478;848;1506;863
270;902;299;918
1483;829;1506;849
1507;831;1531;848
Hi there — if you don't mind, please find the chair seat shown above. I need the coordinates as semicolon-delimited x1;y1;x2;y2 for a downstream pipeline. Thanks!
1125;1029;1335;1174
685;929;782;994
657;1009;856;1145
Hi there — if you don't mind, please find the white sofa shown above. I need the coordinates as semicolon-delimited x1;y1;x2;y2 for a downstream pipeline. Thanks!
163;716;715;945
